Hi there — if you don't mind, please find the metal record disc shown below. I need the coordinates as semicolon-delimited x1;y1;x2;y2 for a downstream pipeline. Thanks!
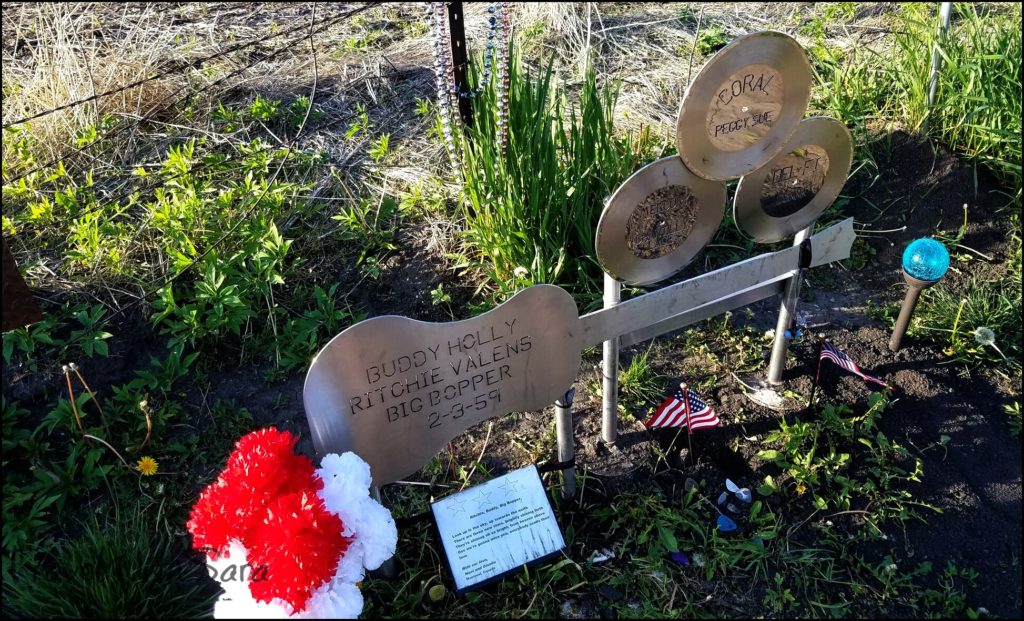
733;116;853;243
596;156;726;286
676;31;812;181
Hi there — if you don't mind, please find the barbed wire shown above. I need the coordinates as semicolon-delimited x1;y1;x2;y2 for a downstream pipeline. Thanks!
2;2;375;187
2;71;395;227
1;3;367;129
6;0;426;316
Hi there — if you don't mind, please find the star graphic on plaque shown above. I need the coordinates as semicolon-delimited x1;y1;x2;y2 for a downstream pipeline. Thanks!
448;494;470;515
474;489;493;510
499;477;521;497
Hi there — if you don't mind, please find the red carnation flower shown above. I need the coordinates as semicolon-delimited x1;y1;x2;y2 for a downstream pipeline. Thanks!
187;478;238;559
246;489;352;613
187;428;319;559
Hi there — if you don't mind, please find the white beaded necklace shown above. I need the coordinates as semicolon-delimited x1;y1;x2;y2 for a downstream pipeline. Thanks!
425;2;510;171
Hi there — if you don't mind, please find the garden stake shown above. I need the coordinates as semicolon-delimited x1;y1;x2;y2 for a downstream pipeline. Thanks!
925;2;954;125
889;238;950;351
445;1;472;127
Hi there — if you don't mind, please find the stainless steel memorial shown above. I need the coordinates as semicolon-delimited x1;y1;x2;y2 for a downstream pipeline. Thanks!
303;30;856;533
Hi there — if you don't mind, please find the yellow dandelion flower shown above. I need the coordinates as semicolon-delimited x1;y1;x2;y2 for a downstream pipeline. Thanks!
795;483;807;496
137;456;159;476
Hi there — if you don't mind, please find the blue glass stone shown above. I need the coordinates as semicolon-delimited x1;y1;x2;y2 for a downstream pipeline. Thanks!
902;238;949;281
717;515;737;532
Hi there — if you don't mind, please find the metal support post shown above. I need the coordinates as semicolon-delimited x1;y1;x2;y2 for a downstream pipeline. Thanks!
766;225;813;385
554;388;576;499
601;273;621;444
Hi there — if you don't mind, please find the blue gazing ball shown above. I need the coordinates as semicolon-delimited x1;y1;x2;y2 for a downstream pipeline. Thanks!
902;238;949;281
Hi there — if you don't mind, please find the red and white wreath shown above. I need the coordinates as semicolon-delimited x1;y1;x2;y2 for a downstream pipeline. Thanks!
187;427;397;618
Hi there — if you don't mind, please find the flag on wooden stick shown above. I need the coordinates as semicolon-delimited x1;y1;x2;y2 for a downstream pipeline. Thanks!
645;385;720;430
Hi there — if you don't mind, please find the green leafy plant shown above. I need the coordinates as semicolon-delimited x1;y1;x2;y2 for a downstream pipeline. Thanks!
696;25;730;56
1005;402;1021;439
2;316;58;368
922;562;979;618
368;133;391;162
286;95;322;129
275;284;359;373
430;283;452;307
3;302;113;368
345;103;372;140
764;572;797;613
758;393;935;533
248;95;281;122
68;304;113;357
332;193;403;264
616;345;663;417
153;258;254;350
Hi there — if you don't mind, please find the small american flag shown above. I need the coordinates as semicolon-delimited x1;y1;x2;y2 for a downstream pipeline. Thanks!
820;341;889;388
645;386;720;430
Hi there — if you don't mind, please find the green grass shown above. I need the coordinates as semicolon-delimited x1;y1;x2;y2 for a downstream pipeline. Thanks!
814;3;1022;201
2;504;218;618
918;4;1021;197
908;277;1022;369
457;48;656;302
363;400;976;618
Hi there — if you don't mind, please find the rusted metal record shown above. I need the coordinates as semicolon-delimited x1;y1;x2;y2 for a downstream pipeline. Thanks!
595;156;726;286
733;116;853;243
676;31;812;181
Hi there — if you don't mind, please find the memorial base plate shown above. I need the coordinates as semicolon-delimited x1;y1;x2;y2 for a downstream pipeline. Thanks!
738;375;804;412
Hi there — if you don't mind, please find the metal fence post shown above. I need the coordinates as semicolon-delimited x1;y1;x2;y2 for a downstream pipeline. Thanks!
925;1;954;131
446;1;473;127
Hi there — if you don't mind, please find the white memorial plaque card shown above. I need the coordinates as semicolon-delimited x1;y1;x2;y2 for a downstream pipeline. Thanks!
431;465;565;592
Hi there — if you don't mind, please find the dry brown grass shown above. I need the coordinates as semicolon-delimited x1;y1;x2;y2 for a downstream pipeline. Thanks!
2;3;184;165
